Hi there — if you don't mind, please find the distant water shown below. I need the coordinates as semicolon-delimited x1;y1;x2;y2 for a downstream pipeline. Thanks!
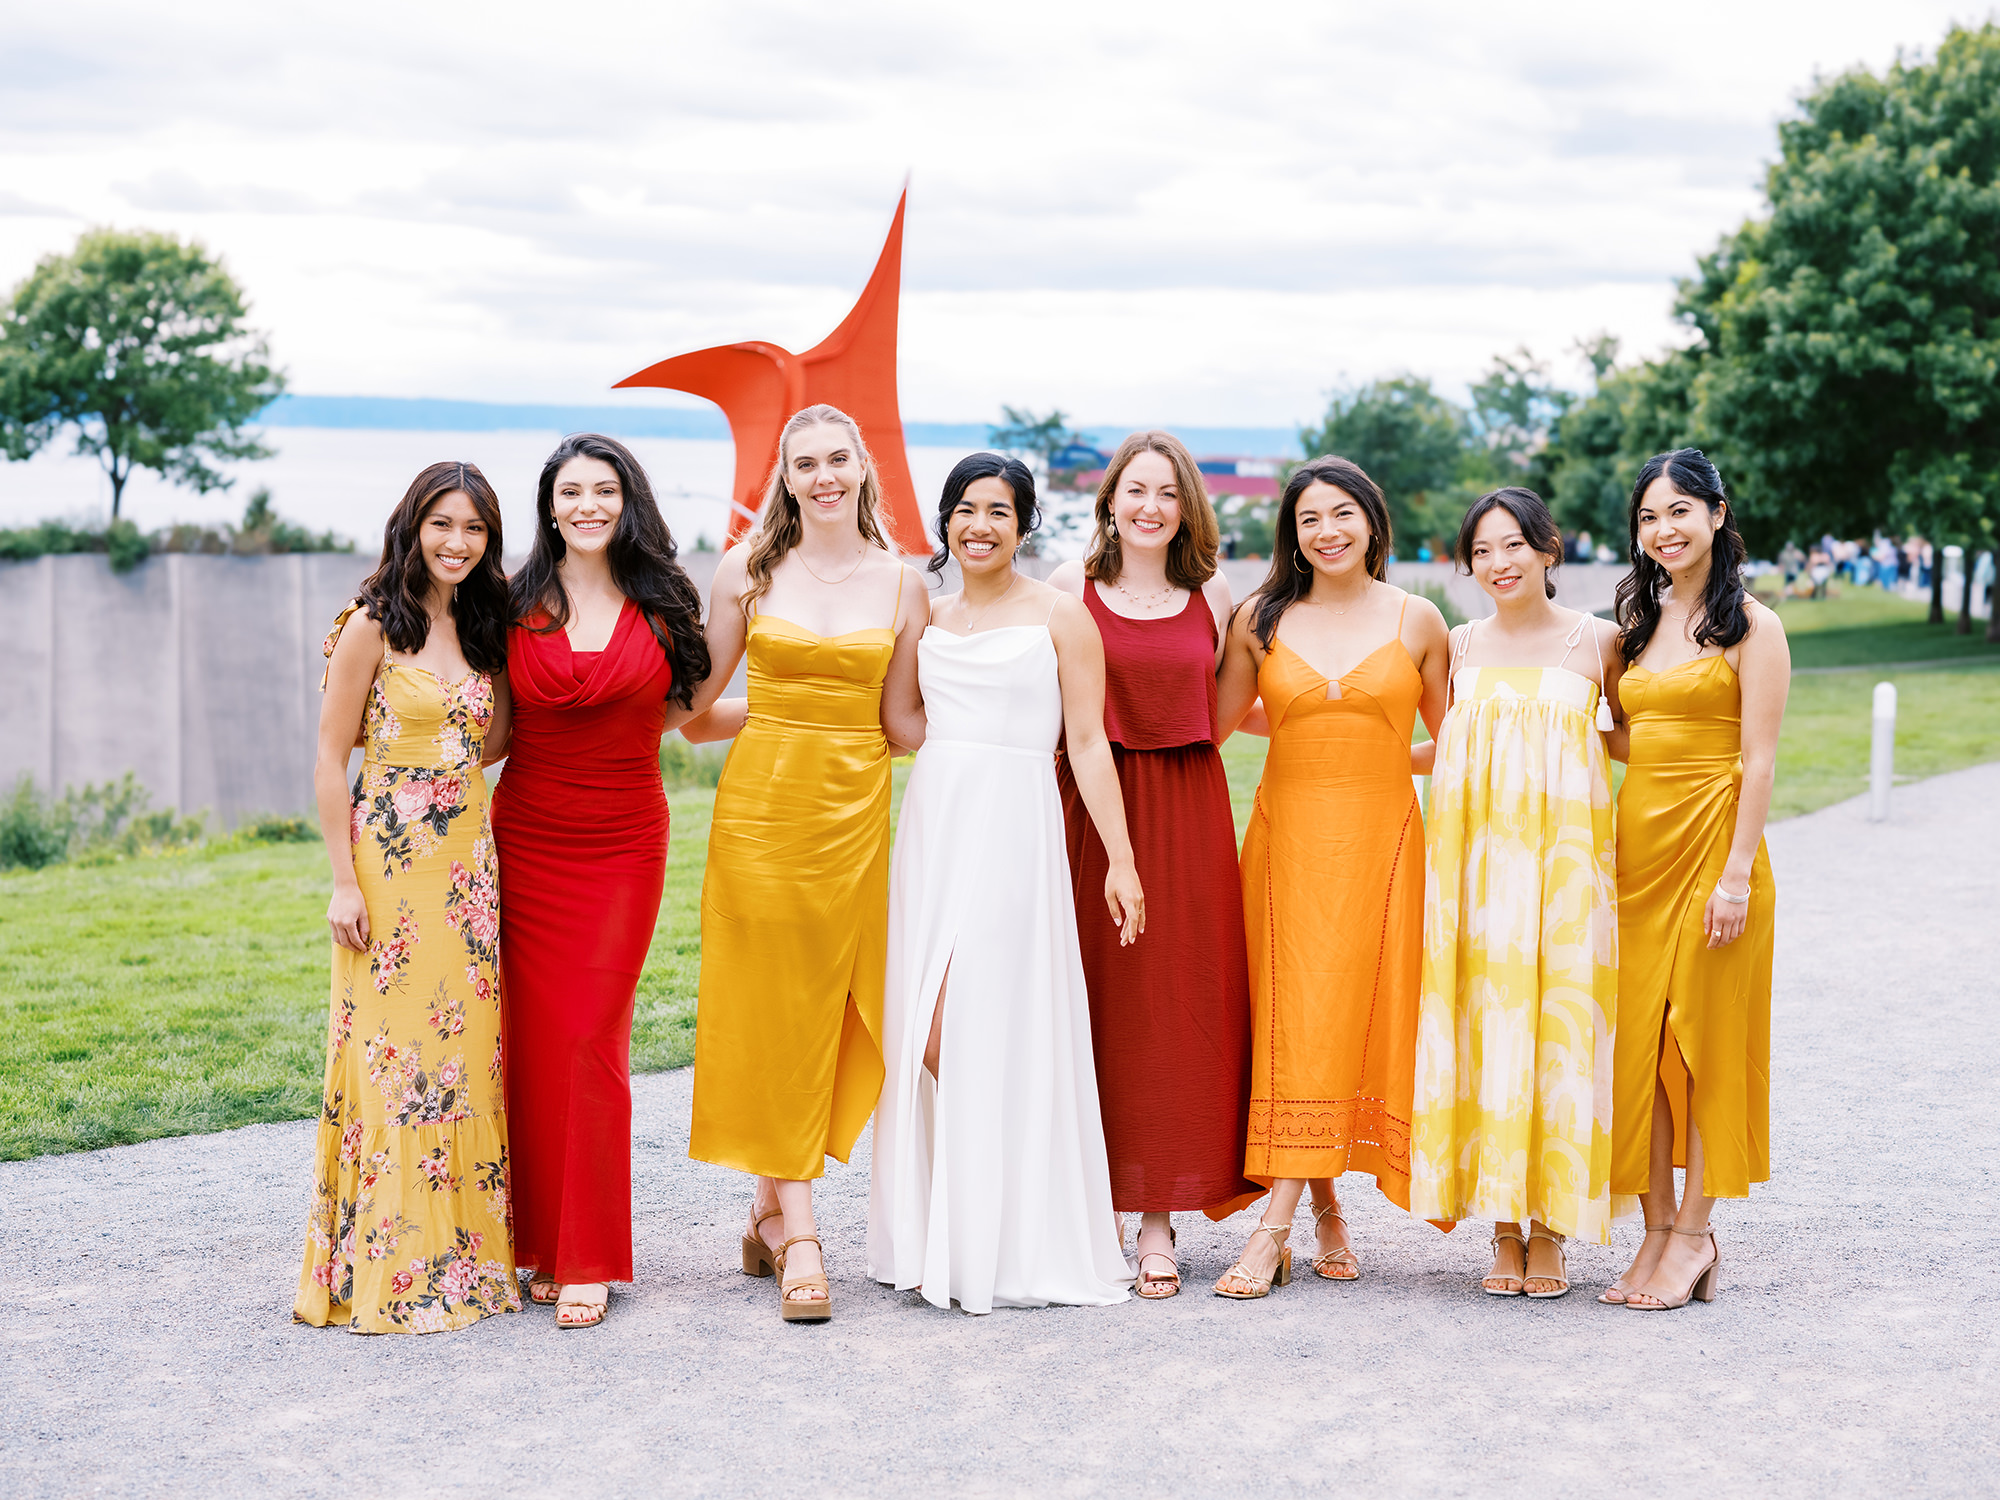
0;431;998;561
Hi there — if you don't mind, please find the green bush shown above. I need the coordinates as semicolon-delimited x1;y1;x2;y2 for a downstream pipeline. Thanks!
241;814;316;843
1410;580;1469;628
0;489;351;570
0;773;205;870
660;738;729;790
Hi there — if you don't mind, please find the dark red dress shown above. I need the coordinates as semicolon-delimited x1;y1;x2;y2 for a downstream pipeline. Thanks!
1058;582;1258;1214
491;601;671;1284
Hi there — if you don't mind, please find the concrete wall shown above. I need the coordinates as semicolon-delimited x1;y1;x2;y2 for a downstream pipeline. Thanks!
0;549;1622;823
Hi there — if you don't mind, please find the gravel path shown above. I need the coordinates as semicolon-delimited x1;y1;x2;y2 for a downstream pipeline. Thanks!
5;765;1996;1499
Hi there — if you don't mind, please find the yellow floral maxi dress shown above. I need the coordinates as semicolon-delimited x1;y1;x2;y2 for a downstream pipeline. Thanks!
1409;666;1634;1242
293;603;520;1333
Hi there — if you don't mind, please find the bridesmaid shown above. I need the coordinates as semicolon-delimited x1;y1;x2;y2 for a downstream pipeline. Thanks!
492;433;712;1330
298;461;520;1333
1210;455;1449;1298
1047;431;1257;1299
1408;486;1628;1299
1605;449;1788;1311
682;403;927;1323
867;452;1142;1313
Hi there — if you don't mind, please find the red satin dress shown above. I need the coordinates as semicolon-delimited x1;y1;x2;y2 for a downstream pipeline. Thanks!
1058;582;1258;1215
491;600;672;1285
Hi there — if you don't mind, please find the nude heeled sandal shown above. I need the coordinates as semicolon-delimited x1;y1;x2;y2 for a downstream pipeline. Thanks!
1310;1203;1360;1281
1625;1227;1721;1311
1483;1228;1527;1295
1524;1226;1570;1299
775;1234;833;1323
1214;1223;1292;1299
1599;1223;1671;1304
1135;1225;1180;1300
527;1272;560;1305
740;1208;784;1279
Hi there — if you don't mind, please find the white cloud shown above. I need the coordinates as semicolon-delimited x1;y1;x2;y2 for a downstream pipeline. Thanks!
0;0;1975;425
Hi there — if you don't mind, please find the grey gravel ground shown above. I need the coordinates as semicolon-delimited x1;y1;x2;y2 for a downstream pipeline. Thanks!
5;764;1997;1499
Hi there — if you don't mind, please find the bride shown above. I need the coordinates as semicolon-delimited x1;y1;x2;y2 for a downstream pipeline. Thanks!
868;452;1143;1314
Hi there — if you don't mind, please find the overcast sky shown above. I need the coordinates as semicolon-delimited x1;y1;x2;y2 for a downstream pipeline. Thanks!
0;0;1974;428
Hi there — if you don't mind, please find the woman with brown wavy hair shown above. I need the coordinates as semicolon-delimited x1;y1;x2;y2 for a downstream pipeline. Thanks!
1046;431;1258;1299
681;403;928;1322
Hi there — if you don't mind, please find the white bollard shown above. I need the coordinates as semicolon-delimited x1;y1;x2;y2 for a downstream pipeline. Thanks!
1868;681;1897;822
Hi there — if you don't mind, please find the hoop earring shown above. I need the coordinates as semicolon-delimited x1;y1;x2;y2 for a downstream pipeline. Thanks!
1293;551;1309;575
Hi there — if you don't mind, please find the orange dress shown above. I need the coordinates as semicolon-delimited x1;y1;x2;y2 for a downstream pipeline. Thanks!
1232;625;1424;1208
1612;654;1774;1199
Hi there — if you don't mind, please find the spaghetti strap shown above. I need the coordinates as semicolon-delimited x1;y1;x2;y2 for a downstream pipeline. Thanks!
1555;612;1587;673
1043;586;1063;626
1446;619;1476;711
889;563;905;629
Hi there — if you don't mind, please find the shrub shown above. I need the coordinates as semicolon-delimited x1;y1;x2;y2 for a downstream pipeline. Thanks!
0;489;352;571
659;739;728;790
242;814;316;843
0;777;67;870
1409;580;1468;628
0;773;205;869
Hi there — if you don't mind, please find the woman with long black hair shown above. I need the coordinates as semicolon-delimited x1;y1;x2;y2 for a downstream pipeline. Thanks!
1603;448;1788;1312
491;432;711;1330
297;461;520;1334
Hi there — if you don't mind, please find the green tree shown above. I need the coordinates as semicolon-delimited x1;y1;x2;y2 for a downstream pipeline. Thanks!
1299;375;1465;548
988;405;1083;476
1548;347;1701;550
1678;22;2000;632
1463;347;1574;495
0;228;284;519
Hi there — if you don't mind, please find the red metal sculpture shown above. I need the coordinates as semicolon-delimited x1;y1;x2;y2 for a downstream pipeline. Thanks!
615;188;926;553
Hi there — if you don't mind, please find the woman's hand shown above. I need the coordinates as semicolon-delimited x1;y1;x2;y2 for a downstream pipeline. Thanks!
1103;856;1145;947
328;884;371;952
1703;872;1751;948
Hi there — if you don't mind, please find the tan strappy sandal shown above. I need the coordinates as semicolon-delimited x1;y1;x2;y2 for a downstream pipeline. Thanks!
527;1271;560;1305
1135;1225;1180;1300
1625;1227;1720;1311
1214;1223;1292;1300
1311;1202;1360;1281
555;1283;608;1329
1599;1223;1671;1304
1525;1226;1570;1299
1483;1228;1527;1295
740;1207;784;1279
775;1233;833;1323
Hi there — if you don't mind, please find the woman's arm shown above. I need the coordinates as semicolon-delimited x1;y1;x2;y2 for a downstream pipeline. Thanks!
1049;593;1144;945
1599;616;1632;763
1045;559;1087;600
316;614;381;953
663;548;751;733
681;698;748;744
1706;603;1790;947
1215;602;1268;740
1403;594;1451;774
1201;573;1234;670
879;562;931;754
480;673;512;766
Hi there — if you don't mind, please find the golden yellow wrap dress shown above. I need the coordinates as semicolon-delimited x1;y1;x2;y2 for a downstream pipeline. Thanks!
1613;654;1774;1199
689;615;894;1180
295;604;519;1333
1410;667;1628;1241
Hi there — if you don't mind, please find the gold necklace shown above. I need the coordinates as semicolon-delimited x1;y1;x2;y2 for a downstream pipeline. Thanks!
960;572;1019;632
1304;580;1372;616
1112;575;1177;611
796;547;868;587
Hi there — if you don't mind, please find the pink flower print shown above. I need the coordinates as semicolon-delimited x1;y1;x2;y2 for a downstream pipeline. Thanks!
339;1122;364;1163
432;775;465;809
350;802;366;846
474;974;491;1004
437;1059;462;1088
468;904;499;947
390;1268;414;1295
391;780;432;822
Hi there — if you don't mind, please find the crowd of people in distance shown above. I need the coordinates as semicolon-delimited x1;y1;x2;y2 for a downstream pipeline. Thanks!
292;411;1786;1334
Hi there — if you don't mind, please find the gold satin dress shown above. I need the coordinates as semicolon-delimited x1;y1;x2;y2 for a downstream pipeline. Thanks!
689;615;894;1181
1612;653;1774;1199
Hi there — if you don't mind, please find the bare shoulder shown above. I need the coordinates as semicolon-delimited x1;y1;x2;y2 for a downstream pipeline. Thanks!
710;543;750;594
1201;570;1234;613
1399;586;1450;639
332;605;384;652
1043;582;1095;633
1744;596;1786;638
894;559;931;626
1046;559;1087;597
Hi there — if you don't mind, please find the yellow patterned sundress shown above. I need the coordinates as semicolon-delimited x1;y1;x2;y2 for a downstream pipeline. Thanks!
1409;663;1633;1242
293;602;520;1334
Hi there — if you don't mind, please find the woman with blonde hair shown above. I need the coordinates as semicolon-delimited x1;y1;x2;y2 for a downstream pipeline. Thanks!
681;403;929;1322
1047;431;1257;1299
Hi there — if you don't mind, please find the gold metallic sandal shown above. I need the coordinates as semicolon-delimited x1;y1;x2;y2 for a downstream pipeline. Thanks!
1311;1203;1360;1281
775;1234;833;1323
1135;1226;1180;1300
1214;1223;1292;1300
1483;1228;1527;1296
1525;1226;1570;1299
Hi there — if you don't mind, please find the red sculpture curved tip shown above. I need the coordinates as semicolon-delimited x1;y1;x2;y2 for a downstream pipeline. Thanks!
617;188;926;553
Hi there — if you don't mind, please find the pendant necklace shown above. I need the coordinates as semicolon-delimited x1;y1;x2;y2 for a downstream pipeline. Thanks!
797;548;867;587
961;572;1019;632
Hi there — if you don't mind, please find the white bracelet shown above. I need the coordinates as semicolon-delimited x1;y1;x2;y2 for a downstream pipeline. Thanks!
1715;884;1750;904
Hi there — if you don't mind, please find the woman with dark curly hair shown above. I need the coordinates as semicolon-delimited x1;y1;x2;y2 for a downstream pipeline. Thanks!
297;460;519;1334
491;432;711;1330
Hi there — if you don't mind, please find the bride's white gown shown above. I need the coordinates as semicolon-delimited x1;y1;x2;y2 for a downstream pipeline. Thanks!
866;623;1132;1313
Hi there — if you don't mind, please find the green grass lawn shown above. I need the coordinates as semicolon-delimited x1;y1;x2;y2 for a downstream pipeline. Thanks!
5;598;1997;1160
